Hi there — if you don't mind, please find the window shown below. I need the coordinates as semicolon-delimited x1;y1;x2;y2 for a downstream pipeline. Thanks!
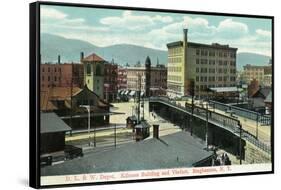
54;76;57;81
87;63;91;75
224;61;228;65
96;64;102;76
90;100;94;105
42;76;44;81
209;51;215;56
48;67;50;72
48;76;50;81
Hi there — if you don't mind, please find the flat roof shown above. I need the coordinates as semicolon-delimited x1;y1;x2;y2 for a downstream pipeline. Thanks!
209;87;241;93
41;132;213;176
167;41;237;51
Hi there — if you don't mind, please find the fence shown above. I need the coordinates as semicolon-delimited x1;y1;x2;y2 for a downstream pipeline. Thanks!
210;100;271;125
149;97;271;154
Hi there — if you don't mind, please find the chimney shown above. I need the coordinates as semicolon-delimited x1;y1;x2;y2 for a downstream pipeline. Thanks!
58;55;61;64
183;28;188;43
80;52;84;62
153;124;159;139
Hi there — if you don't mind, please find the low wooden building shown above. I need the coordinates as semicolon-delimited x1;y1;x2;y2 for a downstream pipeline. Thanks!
40;85;112;130
40;112;71;154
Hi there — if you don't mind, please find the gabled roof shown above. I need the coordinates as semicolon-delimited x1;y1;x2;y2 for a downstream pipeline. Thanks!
41;87;82;101
41;112;71;133
82;53;105;62
40;91;58;111
252;87;271;99
264;91;272;103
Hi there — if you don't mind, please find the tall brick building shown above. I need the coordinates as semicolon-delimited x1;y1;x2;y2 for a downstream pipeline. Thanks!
40;63;84;89
104;61;118;102
117;67;127;90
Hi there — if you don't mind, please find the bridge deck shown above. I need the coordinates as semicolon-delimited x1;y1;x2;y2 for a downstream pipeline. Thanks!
149;97;271;154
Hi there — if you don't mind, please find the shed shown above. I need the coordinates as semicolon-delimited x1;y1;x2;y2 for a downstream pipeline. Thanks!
41;112;71;154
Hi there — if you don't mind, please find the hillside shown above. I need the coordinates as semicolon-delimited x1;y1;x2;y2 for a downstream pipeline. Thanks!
41;33;271;69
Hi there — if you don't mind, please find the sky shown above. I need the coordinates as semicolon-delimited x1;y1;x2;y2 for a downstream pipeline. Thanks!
41;5;272;56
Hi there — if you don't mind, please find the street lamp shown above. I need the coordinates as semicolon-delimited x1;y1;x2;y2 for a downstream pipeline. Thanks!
80;105;92;146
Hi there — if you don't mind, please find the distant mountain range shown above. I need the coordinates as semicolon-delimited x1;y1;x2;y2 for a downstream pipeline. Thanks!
41;33;167;66
41;33;271;70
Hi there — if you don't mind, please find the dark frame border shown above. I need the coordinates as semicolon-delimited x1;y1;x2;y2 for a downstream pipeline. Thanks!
29;1;274;189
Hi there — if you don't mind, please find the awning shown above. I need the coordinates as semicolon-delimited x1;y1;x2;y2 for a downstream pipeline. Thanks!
209;87;242;93
129;91;136;96
60;112;125;119
140;91;145;96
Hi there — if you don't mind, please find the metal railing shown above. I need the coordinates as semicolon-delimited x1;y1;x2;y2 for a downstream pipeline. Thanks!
209;100;271;125
149;97;271;154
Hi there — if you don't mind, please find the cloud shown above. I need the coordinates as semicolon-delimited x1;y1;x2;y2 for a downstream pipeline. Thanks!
216;19;248;38
41;7;109;34
40;7;271;57
41;7;67;20
100;10;173;31
255;29;271;41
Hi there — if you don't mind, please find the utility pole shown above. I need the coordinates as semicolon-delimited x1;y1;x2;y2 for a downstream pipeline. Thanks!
114;124;116;148
256;114;259;139
190;80;195;136
70;62;73;136
142;93;145;120
205;102;209;149
238;121;242;165
137;74;141;123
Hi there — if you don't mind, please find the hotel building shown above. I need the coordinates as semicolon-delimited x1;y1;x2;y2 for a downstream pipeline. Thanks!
167;29;237;98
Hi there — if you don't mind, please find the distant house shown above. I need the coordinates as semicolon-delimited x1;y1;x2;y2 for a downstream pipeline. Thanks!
264;91;272;114
251;87;271;113
40;112;71;154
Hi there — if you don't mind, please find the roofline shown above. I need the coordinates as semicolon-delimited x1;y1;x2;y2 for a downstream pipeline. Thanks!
167;41;238;50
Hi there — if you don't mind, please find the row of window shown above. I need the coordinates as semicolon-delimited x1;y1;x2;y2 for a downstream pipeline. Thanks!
42;67;62;73
168;47;183;55
196;49;236;58
42;76;61;82
168;66;182;72
168;57;182;63
195;76;236;82
168;75;182;82
195;67;236;74
196;59;236;66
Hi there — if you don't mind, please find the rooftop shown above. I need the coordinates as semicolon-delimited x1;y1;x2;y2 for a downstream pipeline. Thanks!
252;87;271;99
41;132;213;176
82;53;105;62
167;41;237;51
209;87;241;93
41;112;71;134
264;91;272;103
